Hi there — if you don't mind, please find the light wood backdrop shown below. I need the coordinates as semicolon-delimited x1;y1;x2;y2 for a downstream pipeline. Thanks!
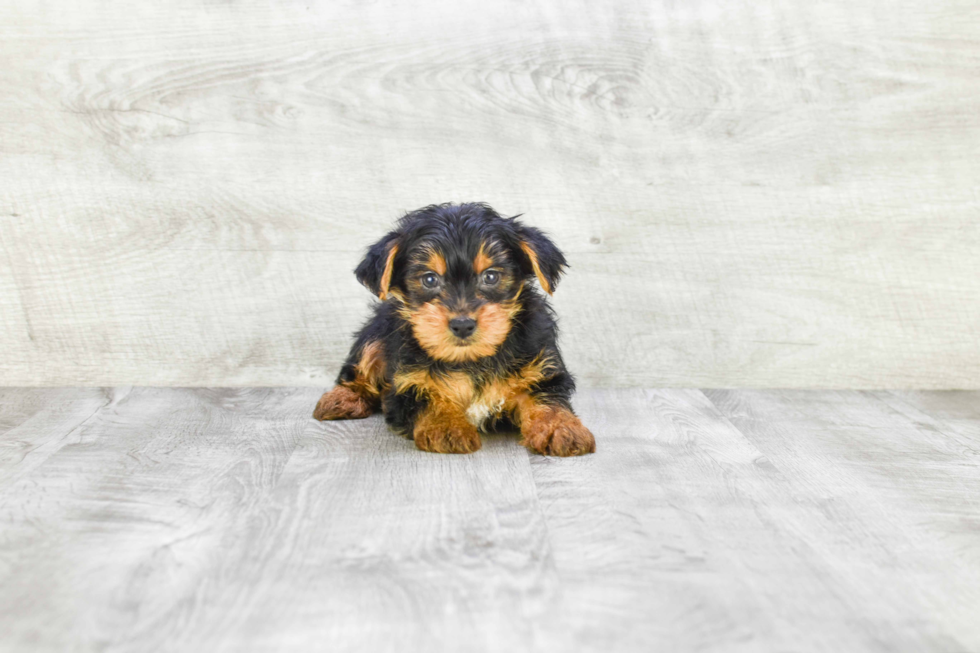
1;0;978;388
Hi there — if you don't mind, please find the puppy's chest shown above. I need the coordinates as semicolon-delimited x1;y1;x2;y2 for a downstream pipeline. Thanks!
464;394;508;428
455;375;516;428
395;368;526;428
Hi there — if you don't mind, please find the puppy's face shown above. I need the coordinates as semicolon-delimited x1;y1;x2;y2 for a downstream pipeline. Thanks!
399;238;522;363
355;203;567;363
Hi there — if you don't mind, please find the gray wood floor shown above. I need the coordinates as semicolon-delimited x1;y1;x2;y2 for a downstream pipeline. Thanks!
1;388;978;652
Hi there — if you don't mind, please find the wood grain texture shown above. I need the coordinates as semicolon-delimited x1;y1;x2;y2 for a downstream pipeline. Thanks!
0;387;555;652
536;389;980;651
1;0;979;387
0;387;109;487
704;389;980;650
0;388;316;651
3;388;980;651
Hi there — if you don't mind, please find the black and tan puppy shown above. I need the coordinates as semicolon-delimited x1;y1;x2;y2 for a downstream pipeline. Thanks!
314;202;595;456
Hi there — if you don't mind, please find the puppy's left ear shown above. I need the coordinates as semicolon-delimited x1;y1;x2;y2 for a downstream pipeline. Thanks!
355;231;400;300
515;222;568;295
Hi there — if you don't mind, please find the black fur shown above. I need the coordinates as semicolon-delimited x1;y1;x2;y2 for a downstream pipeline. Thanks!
353;231;399;297
513;221;568;292
337;202;577;438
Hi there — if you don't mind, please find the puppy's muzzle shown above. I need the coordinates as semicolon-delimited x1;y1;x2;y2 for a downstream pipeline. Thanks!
449;317;477;339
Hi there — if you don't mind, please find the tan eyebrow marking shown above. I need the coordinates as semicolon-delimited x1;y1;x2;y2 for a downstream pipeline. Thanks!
474;243;493;274
425;250;447;275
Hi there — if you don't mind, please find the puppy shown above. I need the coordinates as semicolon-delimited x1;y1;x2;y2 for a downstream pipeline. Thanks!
313;202;595;456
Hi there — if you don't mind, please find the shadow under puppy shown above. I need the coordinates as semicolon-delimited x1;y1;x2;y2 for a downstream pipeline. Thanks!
313;202;595;456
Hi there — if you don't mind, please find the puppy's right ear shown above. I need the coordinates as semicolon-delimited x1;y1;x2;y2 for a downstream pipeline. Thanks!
355;232;400;300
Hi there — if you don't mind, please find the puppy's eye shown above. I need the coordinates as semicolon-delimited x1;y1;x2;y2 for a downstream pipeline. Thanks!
482;270;500;286
421;273;441;289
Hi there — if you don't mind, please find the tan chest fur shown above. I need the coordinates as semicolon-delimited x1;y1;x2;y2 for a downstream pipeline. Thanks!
393;356;554;429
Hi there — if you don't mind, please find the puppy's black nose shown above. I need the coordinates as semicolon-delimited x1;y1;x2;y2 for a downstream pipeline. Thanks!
449;317;477;339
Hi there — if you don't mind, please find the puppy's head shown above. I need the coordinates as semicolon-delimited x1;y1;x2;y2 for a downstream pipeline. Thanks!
356;203;567;362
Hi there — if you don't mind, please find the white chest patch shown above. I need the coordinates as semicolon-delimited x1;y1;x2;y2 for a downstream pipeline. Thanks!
465;398;506;428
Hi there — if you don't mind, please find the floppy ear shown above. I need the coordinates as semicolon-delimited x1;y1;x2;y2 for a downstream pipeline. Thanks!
355;232;400;299
515;222;568;295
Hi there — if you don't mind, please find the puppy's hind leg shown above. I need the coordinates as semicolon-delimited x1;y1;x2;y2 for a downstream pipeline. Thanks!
313;340;386;421
313;386;375;420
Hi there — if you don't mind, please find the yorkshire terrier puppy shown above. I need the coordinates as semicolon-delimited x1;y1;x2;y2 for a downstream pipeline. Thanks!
313;202;595;456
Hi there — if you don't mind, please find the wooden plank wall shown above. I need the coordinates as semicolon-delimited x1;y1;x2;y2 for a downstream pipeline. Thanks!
1;0;978;388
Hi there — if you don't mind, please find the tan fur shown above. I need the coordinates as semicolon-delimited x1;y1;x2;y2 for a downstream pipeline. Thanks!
403;305;495;363
378;244;399;300
395;354;556;429
386;288;407;304
396;366;481;453
474;244;493;274
482;354;556;413
519;241;552;295
425;250;447;275
413;403;481;454
514;398;595;456
401;296;521;363
394;369;475;407
391;350;590;456
314;341;386;420
472;302;514;352
348;340;386;400
313;386;374;421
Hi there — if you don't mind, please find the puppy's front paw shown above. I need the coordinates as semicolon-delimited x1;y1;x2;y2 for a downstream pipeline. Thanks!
521;406;595;457
413;410;482;454
313;386;375;420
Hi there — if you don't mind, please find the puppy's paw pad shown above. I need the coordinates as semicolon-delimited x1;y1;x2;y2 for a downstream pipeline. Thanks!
522;408;595;457
413;421;482;454
313;386;374;421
